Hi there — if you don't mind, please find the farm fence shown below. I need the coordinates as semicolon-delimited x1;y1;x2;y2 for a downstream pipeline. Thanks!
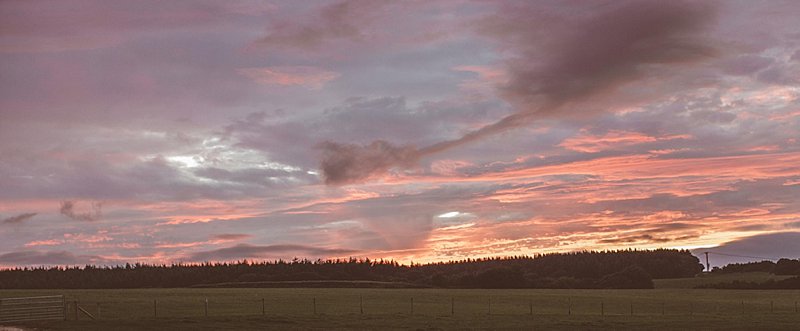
46;295;800;321
0;295;66;323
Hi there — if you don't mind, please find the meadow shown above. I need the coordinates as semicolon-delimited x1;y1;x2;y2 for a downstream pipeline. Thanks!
2;287;799;330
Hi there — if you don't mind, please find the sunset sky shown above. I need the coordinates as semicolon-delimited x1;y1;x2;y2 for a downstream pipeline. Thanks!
1;0;799;269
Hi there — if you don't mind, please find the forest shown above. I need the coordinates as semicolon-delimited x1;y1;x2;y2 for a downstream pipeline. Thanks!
0;249;704;289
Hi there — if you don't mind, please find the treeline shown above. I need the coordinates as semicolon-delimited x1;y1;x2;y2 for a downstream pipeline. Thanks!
697;258;800;289
710;258;800;275
697;276;800;289
0;249;702;289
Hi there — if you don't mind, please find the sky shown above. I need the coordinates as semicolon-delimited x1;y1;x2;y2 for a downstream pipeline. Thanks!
1;0;799;269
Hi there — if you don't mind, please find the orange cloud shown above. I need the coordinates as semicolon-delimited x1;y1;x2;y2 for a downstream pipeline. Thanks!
24;239;64;247
398;151;800;184
559;130;691;153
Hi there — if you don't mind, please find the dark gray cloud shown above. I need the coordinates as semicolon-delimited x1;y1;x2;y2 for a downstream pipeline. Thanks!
59;200;102;222
257;1;387;50
318;0;719;185
1;212;37;224
210;233;252;241
187;243;358;262
0;250;103;266
223;96;503;172
319;140;420;185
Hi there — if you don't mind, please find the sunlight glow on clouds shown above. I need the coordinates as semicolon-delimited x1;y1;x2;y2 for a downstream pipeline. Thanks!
1;0;799;267
238;66;340;89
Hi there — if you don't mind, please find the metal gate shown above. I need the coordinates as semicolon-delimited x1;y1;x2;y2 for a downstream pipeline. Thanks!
0;295;65;323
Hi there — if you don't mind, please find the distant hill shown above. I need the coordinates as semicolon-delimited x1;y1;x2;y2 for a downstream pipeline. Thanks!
0;249;702;289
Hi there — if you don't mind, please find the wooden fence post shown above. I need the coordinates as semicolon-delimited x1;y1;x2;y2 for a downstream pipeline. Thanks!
262;298;265;316
568;298;571;316
630;302;633;316
529;298;533;316
360;295;364;315
154;299;157;318
451;297;454;316
204;298;208;317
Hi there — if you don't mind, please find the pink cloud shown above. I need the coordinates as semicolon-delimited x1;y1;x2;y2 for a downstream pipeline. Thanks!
24;239;64;247
559;130;691;153
238;66;339;89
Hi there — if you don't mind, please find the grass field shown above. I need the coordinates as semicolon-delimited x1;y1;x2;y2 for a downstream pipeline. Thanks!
653;272;795;289
2;288;800;330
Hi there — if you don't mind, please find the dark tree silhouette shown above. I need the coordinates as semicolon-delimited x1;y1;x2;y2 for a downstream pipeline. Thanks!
0;249;703;289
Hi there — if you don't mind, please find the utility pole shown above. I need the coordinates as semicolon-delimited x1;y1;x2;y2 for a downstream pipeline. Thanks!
704;252;710;272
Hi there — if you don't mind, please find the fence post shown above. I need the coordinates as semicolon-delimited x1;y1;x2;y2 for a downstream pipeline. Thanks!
689;302;693;316
410;297;413;315
204;298;208;317
360;295;364;315
529;298;533;316
451;297;454;316
568;298;571;315
75;300;79;321
154;299;157;318
601;301;604;316
630;302;633;316
96;302;100;320
313;297;316;315
741;300;745;315
262;298;265;316
62;296;67;321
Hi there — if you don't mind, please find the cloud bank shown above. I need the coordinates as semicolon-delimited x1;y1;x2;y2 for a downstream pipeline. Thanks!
319;0;718;185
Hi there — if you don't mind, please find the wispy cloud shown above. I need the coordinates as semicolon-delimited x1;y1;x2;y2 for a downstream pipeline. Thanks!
238;66;339;89
1;212;36;224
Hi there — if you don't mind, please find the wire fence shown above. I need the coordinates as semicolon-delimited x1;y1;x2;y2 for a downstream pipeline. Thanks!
56;295;800;321
0;295;66;323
